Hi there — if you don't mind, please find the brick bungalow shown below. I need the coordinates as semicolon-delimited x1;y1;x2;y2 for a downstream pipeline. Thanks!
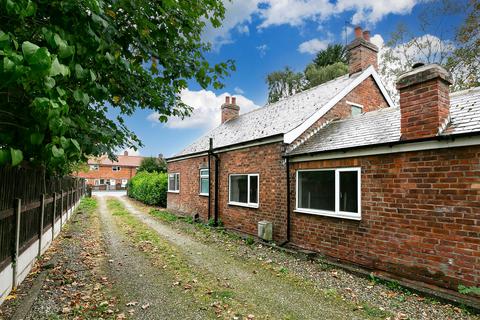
166;27;480;292
76;151;143;190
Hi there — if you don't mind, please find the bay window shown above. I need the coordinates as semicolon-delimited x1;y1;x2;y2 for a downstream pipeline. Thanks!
168;173;180;193
296;168;361;220
229;174;259;208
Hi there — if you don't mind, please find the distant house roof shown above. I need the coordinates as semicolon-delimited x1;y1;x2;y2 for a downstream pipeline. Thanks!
170;66;393;159
88;155;143;167
287;86;480;156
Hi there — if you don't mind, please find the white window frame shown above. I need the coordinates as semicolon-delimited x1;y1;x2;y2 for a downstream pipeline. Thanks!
168;173;180;193
347;101;364;117
295;167;361;220
112;165;121;171
90;164;99;171
94;179;100;186
228;173;259;208
199;169;209;196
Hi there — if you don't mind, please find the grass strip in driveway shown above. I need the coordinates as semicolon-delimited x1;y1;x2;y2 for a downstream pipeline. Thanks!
108;198;390;320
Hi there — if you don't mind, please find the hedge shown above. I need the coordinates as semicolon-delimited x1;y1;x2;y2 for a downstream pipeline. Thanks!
127;171;168;207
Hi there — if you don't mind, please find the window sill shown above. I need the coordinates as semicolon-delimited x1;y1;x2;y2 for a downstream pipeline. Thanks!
168;190;180;194
228;202;259;209
294;208;361;221
199;193;209;197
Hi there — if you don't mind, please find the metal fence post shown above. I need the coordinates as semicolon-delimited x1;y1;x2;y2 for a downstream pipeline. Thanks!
12;198;21;288
38;194;45;257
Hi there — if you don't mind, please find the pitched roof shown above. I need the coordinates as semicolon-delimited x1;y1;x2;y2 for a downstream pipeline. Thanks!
287;86;480;156
88;155;143;167
171;67;393;159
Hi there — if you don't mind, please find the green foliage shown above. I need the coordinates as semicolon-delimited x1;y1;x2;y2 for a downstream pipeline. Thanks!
207;218;223;227
137;156;167;173
266;67;304;103
77;197;97;214
0;0;233;173
149;209;178;222
245;235;255;246
312;44;347;67
304;62;349;89
266;44;347;102
458;285;480;296
127;171;167;207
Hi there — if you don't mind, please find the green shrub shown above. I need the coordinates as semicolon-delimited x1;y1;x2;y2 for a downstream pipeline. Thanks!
127;171;168;207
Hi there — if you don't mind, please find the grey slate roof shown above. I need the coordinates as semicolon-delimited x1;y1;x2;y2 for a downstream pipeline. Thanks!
172;71;364;158
288;86;480;156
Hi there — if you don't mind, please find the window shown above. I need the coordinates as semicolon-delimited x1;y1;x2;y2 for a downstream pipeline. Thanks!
347;101;363;116
94;179;100;186
121;179;128;187
229;174;259;208
199;169;209;196
90;164;99;171
112;166;121;171
168;173;180;192
296;168;361;220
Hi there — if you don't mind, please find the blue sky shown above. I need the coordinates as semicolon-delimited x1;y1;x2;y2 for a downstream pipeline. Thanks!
120;0;466;158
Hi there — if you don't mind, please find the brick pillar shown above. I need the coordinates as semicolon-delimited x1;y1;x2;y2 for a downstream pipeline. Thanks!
396;63;453;140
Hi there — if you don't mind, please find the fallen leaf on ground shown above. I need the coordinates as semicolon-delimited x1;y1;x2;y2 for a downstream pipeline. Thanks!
141;303;150;310
126;301;138;307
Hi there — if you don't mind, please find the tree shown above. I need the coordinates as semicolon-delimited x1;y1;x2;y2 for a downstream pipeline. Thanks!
138;156;167;173
266;67;304;103
378;0;478;100
312;44;347;67
0;0;234;174
266;44;347;101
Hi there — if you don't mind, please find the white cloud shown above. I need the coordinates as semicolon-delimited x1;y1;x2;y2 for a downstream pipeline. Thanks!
256;44;268;57
234;86;245;94
147;89;261;130
202;0;261;50
298;38;330;54
201;0;426;50
258;0;334;29
335;0;424;25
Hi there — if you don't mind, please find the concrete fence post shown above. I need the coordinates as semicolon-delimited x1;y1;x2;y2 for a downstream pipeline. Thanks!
52;193;56;239
12;198;21;288
60;191;63;227
38;194;45;257
66;190;70;219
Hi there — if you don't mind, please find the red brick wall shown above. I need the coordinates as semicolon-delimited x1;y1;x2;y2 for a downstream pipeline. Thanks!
167;156;210;219
399;78;451;140
289;146;480;289
290;76;388;151
77;165;137;184
167;142;288;241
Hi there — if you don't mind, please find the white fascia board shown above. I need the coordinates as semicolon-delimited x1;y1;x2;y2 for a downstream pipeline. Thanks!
289;135;480;163
283;66;395;144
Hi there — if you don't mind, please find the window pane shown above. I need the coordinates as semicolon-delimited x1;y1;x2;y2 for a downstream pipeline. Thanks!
169;175;175;190
230;175;248;203
200;178;209;194
175;174;180;191
298;171;335;211
340;171;358;213
351;106;362;116
249;175;258;204
200;169;209;177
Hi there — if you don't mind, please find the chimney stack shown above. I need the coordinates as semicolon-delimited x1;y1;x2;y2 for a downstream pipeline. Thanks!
221;95;240;124
346;26;378;75
124;150;128;156
396;63;453;140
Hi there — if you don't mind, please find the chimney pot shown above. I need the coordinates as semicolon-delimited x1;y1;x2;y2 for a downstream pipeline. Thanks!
225;96;230;104
221;95;240;124
231;97;236;105
354;26;363;38
124;151;128;156
362;30;370;42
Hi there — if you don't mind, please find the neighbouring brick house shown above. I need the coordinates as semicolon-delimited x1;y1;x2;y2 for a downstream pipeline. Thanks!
166;27;480;293
76;151;143;190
